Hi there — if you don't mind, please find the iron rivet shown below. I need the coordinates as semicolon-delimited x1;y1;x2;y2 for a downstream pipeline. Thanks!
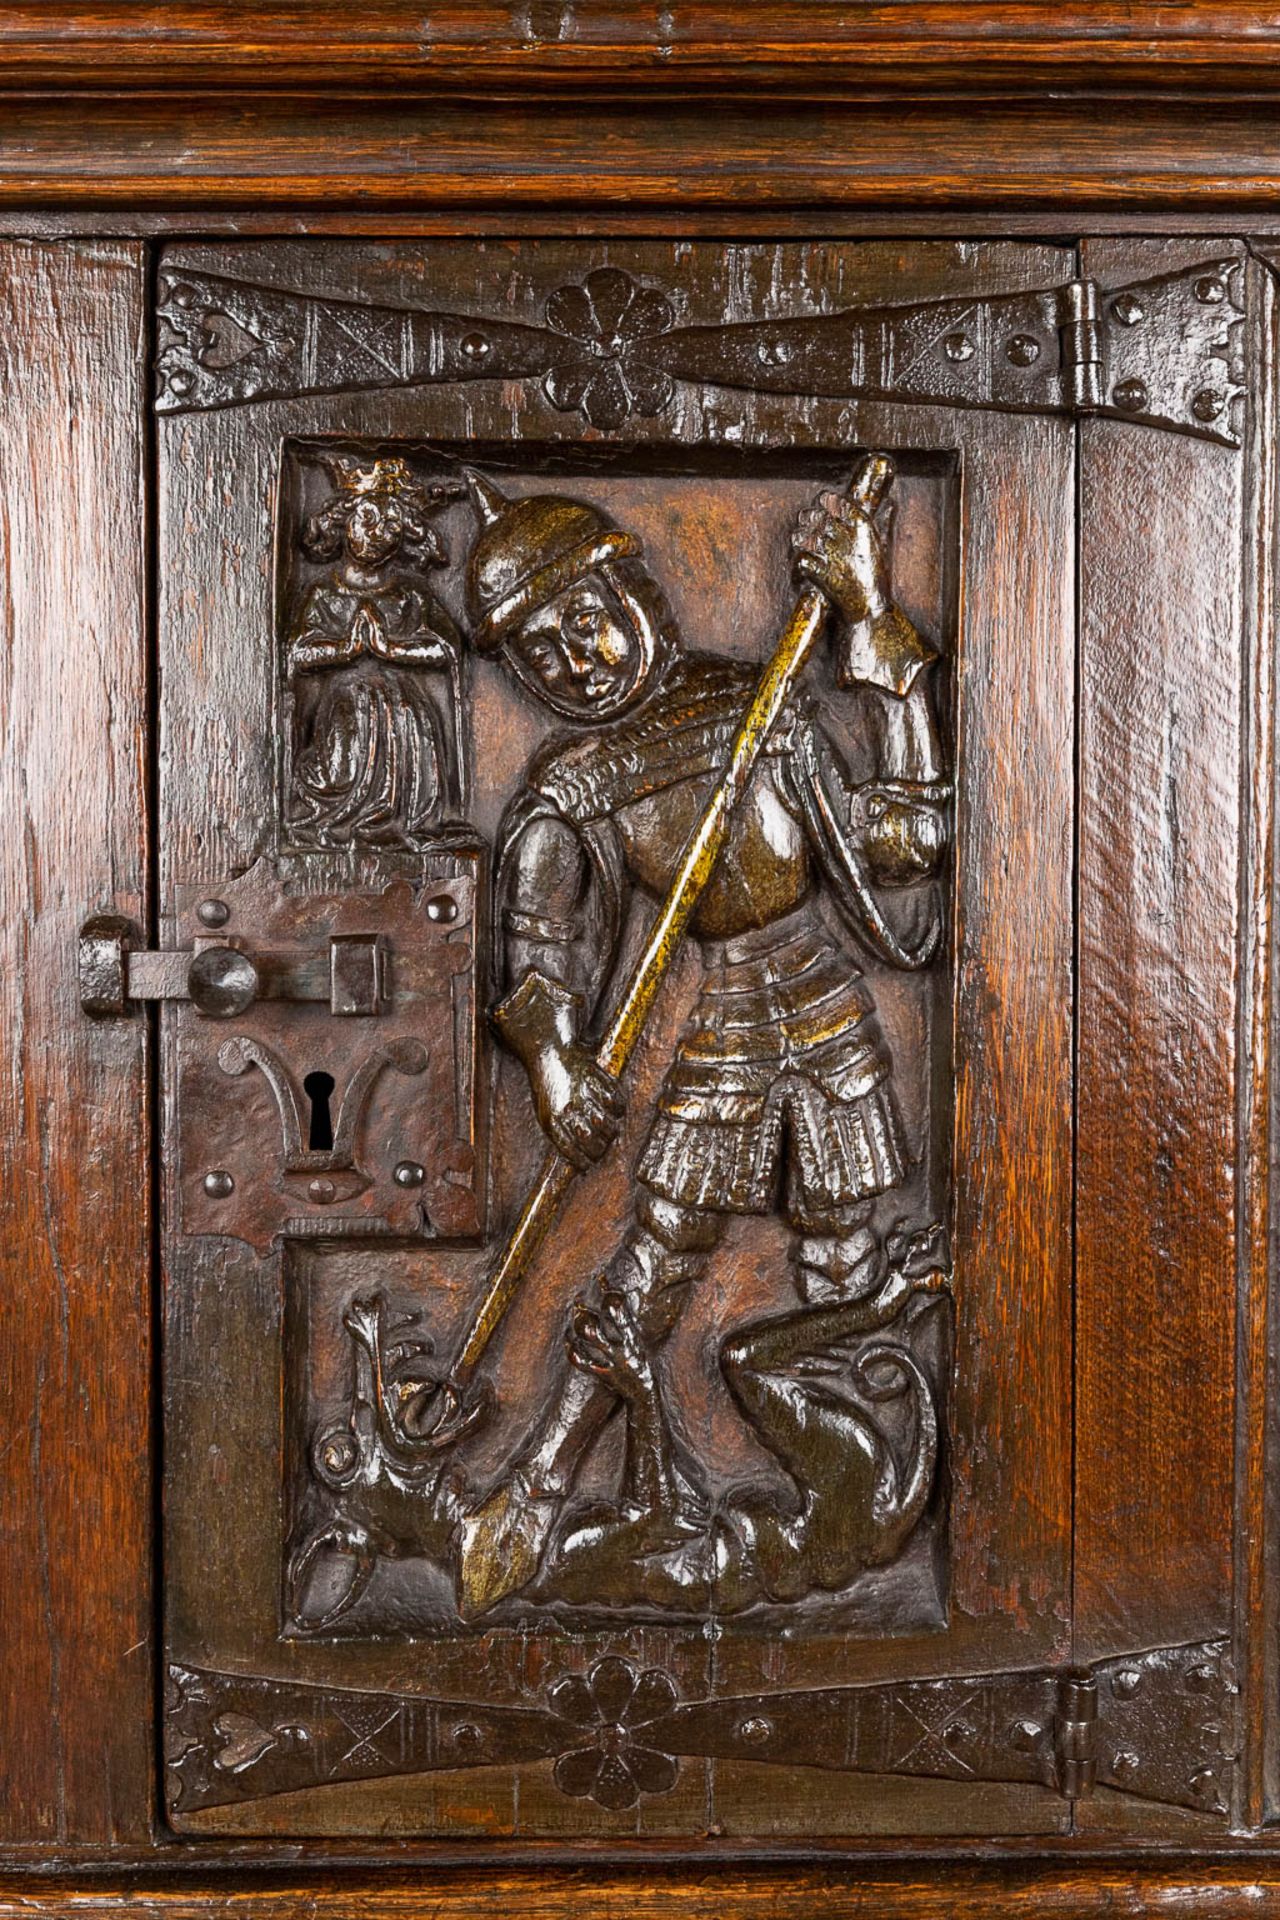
738;1716;772;1745
1190;1766;1221;1803
167;369;194;397
1113;1667;1143;1698
203;1169;234;1199
1111;293;1145;327
757;338;792;367
1011;1720;1043;1751
394;1161;426;1189
171;284;197;309
1185;1663;1218;1694
945;1720;976;1748
942;332;974;363
1006;333;1041;366
461;332;491;361
1112;1748;1141;1777
1192;388;1225;423
427;894;458;923
308;1177;336;1205
453;1721;484;1752
197;898;230;928
1113;377;1148;413
1195;275;1227;305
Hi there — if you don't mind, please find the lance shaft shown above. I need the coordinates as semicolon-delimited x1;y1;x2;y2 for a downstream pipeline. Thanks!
448;452;893;1394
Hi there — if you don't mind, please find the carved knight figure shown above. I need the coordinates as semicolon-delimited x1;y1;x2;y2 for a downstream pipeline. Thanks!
457;467;951;1614
284;456;467;849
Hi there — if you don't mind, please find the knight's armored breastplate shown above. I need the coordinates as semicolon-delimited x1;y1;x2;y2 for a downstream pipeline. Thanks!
615;762;813;939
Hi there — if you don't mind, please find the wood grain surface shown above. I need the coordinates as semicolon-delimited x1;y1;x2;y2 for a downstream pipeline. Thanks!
1235;251;1278;1833
1;8;1280;213
10;1861;1280;1919
0;240;152;1845
1074;239;1247;1678
9;4;1280;95
0;96;1278;210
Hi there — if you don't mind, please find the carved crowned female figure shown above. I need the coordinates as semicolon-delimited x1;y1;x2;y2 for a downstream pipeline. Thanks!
285;456;466;850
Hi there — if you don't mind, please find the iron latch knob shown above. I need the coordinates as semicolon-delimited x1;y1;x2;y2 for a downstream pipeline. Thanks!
186;945;260;1018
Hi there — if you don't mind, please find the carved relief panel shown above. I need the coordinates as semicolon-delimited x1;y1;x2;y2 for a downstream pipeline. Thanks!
145;240;1241;1842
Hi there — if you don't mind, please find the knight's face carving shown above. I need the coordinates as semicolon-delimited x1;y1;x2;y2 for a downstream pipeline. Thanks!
509;578;646;719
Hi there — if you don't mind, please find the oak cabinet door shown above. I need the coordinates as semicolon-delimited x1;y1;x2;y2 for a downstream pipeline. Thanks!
78;236;1251;1845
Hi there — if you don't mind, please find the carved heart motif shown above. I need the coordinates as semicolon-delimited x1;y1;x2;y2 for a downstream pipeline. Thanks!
199;308;264;370
212;1711;279;1773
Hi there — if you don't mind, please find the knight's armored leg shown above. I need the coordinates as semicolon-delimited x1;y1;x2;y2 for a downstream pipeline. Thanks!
790;1197;886;1305
521;1186;724;1495
458;1187;722;1615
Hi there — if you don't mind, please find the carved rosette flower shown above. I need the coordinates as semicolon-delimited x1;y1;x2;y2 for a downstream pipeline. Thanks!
548;1655;680;1810
544;268;676;431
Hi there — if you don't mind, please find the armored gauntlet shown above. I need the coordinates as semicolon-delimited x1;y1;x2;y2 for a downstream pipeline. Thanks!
492;968;623;1168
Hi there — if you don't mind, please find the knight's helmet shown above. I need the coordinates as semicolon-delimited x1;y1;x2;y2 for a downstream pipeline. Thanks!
464;470;642;653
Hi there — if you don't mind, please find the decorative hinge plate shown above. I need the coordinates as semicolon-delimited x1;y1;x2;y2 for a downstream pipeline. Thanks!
165;1639;1238;1821
1052;1643;1237;1811
154;257;1247;446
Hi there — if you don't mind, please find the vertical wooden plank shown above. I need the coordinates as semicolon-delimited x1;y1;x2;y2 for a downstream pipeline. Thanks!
0;241;151;1843
948;413;1076;1652
1238;249;1279;1830
1075;238;1246;1666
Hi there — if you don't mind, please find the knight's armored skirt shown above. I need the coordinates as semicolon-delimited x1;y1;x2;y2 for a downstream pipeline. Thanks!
636;898;907;1223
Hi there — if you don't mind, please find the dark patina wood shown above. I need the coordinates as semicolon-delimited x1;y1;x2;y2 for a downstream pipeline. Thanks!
0;239;152;1845
152;237;1075;1847
1;8;1279;1918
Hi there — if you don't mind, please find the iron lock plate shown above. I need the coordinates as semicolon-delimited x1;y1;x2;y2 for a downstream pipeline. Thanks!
152;851;486;1252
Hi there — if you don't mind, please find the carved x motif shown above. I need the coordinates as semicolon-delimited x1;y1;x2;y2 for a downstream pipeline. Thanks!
330;1702;406;1776
884;1688;982;1776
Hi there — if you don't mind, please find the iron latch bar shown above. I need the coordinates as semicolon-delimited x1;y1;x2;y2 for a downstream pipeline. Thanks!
79;914;387;1019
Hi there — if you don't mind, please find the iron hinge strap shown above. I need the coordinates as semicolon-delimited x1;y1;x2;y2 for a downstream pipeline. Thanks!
154;256;1248;447
1046;1640;1237;1812
1053;259;1245;442
166;1640;1238;1820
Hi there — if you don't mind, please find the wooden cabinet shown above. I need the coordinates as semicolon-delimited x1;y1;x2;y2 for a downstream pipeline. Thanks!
4;12;1280;1917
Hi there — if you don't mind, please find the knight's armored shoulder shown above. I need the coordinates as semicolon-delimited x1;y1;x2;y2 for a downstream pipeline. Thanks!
525;730;613;825
526;654;756;823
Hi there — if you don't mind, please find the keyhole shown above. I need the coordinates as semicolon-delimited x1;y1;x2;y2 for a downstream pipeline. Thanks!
303;1070;335;1152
